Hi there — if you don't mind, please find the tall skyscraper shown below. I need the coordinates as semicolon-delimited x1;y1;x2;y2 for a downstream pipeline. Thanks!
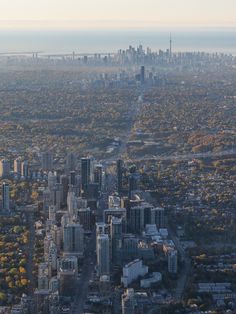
117;159;124;195
151;207;165;229
169;33;172;59
130;206;145;234
2;182;10;211
94;164;103;192
121;289;135;314
110;217;122;263
140;66;145;85
128;173;139;199
63;223;84;257
14;157;22;177
97;234;110;276
48;171;57;191
0;159;10;178
41;152;53;171
66;152;77;172
21;160;29;178
81;157;91;193
168;249;178;274
60;174;69;206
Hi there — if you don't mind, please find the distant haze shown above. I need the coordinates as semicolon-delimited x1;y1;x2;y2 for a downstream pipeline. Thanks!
1;0;236;29
0;29;236;54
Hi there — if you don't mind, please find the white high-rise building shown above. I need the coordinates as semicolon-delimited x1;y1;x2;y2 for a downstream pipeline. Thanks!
121;259;148;288
14;157;22;177
67;191;77;215
97;234;110;276
21;160;29;178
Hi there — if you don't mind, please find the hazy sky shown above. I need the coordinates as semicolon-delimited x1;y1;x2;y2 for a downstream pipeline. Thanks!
1;0;236;29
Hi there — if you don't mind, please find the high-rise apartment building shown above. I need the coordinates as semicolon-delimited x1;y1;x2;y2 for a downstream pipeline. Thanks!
2;182;10;211
63;223;84;257
97;234;110;276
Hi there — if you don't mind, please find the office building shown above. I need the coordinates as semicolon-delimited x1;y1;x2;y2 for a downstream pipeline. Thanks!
97;234;110;276
43;189;51;212
121;259;148;288
104;207;127;224
2;182;10;211
140;65;145;85
81;157;91;193
129;206;145;234
60;174;69;205
67;191;77;215
122;235;138;262
58;256;78;297
14;157;22;177
0;159;10;178
151;207;165;229
41;152;53;171
66;152;76;172
108;195;121;208
117;159;124;195
168;250;178;274
38;263;50;290
128;173;139;199
110;217;122;263
21;160;29;178
121;289;135;314
48;171;57;191
63;223;84;257
94;164;103;192
78;207;92;231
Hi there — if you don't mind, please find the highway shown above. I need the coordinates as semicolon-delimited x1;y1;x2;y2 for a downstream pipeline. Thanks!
130;149;236;162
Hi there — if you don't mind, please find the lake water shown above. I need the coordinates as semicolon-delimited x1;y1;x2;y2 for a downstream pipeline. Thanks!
0;28;236;54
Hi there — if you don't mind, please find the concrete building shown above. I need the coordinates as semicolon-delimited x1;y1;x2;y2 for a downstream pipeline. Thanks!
97;234;110;277
121;288;135;314
81;157;91;193
66;152;77;172
0;159;10;178
104;207;127;224
57;256;78;297
121;259;148;288
2;182;10;211
14;157;22;177
110;216;122;263
21;160;29;178
78;207;92;231
140;272;162;288
129;206;145;234
38;263;50;290
48;171;57;191
63;223;84;257
151;207;165;229
67;191;77;215
168;250;178;274
41;152;53;171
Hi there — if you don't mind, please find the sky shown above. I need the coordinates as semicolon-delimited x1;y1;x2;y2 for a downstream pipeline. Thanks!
0;0;236;29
